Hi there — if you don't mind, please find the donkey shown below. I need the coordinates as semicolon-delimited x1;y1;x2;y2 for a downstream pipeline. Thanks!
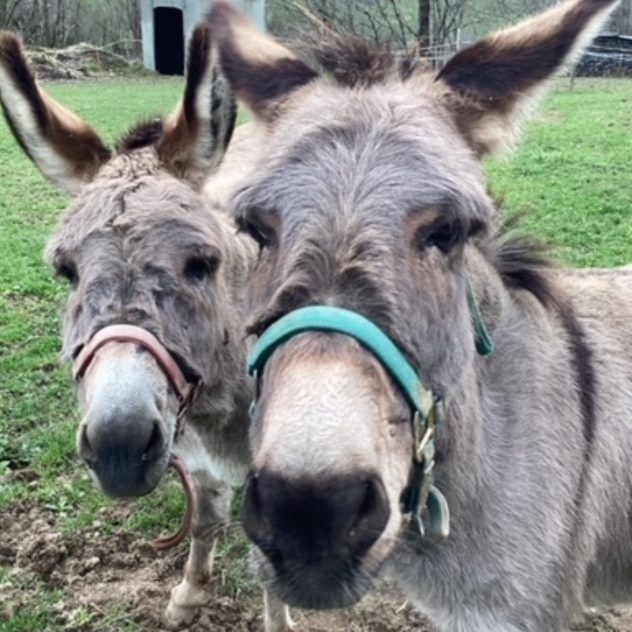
0;26;292;632
204;0;632;630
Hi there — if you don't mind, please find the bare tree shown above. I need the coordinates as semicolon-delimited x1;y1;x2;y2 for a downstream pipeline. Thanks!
267;0;472;51
0;0;25;30
433;0;464;44
418;0;430;47
1;0;142;57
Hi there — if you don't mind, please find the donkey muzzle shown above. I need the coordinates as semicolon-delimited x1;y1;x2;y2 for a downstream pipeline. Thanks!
242;467;390;608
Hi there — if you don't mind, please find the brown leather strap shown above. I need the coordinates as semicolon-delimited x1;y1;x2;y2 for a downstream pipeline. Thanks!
73;324;193;405
153;454;196;550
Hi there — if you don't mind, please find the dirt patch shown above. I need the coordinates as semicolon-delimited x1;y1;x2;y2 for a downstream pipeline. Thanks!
1;502;631;631
0;501;430;632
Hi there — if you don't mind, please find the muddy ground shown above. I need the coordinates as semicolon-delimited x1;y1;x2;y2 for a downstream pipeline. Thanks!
1;502;632;632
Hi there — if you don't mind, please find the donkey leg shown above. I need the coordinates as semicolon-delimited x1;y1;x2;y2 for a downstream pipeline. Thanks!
263;589;294;632
164;471;232;629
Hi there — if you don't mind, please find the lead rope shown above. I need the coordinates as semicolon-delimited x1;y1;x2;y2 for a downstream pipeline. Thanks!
152;388;202;550
154;454;196;550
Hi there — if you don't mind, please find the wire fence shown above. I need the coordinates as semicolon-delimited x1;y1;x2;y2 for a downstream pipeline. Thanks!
416;33;632;79
573;35;632;78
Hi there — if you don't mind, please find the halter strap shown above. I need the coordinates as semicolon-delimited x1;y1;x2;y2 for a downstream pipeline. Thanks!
73;324;198;426
73;324;200;549
467;280;495;356
248;306;434;418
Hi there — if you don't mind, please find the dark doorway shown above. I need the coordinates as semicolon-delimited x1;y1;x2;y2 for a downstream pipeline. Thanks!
154;7;184;75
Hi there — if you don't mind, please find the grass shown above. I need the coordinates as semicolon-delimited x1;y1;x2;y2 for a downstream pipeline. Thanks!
0;572;65;632
0;76;631;630
485;77;632;268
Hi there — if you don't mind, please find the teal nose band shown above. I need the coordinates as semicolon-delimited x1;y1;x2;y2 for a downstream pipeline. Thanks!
247;306;434;418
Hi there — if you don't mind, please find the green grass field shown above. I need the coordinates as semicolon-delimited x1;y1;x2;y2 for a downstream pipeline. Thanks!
484;77;632;268
0;76;631;630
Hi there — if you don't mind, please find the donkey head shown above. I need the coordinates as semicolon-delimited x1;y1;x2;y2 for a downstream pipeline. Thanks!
207;0;619;609
0;26;240;498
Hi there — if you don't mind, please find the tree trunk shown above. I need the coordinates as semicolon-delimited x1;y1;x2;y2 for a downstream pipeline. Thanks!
418;0;431;50
0;0;24;30
42;0;53;47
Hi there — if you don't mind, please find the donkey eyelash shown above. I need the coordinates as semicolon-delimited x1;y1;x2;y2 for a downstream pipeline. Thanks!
56;261;79;286
415;222;465;254
237;217;276;250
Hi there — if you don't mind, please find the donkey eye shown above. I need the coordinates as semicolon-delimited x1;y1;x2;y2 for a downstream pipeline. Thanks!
56;262;79;287
237;217;274;250
184;256;218;283
415;222;463;254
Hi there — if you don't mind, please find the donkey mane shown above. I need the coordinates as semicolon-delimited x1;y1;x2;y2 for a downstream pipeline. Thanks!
116;118;165;152
304;35;420;88
483;215;558;308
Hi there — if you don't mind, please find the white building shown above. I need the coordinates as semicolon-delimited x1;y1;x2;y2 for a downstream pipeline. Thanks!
140;0;266;74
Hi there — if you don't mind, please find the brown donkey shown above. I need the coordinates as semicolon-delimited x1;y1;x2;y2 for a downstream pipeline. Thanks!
205;0;632;630
0;26;292;631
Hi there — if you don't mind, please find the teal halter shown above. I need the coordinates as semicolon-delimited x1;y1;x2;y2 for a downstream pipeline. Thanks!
248;306;434;417
247;293;492;542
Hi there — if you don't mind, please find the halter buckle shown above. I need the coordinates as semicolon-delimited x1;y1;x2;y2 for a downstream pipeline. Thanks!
405;401;450;543
414;421;434;463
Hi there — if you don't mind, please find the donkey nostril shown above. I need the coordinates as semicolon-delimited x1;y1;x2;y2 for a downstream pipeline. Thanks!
359;481;379;518
242;469;390;570
141;421;165;463
242;473;276;551
348;478;389;557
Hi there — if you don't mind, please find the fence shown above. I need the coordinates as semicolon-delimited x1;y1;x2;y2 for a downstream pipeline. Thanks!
574;34;632;77
417;33;632;76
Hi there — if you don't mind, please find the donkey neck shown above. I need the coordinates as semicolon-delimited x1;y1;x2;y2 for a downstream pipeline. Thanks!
433;245;585;523
391;247;595;625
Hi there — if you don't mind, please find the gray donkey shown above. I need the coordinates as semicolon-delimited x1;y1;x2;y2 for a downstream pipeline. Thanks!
0;26;291;632
201;0;632;630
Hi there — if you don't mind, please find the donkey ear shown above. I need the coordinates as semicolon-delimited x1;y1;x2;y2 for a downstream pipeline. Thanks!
157;23;238;189
205;0;318;122
0;31;111;194
436;0;620;156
